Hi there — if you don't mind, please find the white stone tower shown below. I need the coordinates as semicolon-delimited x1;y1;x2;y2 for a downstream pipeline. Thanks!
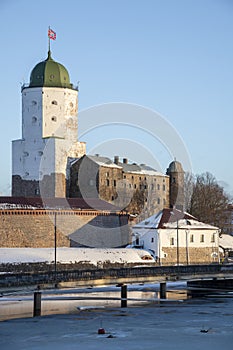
12;50;86;197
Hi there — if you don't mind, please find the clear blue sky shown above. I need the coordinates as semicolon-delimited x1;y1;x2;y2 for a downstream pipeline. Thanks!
0;0;232;197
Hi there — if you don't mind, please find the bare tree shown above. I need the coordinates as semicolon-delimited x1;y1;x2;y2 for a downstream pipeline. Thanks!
189;172;230;232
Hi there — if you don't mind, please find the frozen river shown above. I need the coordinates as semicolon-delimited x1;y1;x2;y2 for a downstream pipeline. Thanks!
0;283;233;350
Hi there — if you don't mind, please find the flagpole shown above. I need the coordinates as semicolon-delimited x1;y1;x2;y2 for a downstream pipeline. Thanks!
48;26;50;52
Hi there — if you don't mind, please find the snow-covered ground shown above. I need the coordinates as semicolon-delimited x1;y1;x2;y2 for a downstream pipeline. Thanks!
0;247;154;265
1;295;233;350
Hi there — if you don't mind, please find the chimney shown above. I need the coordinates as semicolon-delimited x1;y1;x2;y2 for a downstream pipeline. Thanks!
114;156;119;165
123;158;128;164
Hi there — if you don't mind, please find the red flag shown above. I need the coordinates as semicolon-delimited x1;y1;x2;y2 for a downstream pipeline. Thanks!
48;28;56;40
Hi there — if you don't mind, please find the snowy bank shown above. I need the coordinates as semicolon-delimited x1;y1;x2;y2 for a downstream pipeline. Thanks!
0;247;154;266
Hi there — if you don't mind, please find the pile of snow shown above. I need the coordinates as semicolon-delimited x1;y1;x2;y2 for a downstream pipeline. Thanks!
0;247;154;265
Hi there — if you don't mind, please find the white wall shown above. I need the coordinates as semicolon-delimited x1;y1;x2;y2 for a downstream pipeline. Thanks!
12;86;85;181
132;226;219;261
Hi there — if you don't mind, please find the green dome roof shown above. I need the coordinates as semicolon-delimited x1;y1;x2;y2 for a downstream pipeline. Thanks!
29;50;73;89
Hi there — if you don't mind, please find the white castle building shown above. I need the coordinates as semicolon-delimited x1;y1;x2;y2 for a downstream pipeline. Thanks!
12;50;86;197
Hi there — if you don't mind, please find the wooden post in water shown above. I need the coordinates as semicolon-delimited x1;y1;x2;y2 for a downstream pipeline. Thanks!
160;282;167;299
121;284;127;308
33;292;41;317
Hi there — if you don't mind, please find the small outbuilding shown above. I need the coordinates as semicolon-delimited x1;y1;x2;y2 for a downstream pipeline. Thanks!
131;208;220;265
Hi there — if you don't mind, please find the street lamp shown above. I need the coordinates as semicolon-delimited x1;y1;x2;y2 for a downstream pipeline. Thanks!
54;211;57;274
176;219;179;266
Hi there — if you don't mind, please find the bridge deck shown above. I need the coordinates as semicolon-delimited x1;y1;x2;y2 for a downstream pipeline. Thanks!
1;264;233;291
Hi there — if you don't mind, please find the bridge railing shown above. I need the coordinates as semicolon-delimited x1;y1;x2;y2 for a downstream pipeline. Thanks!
1;264;233;289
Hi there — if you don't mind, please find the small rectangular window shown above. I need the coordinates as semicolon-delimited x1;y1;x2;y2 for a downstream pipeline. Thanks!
211;234;215;243
170;237;175;246
200;234;205;243
190;234;194;243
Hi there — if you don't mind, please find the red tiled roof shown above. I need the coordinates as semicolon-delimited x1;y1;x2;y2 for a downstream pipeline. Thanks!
0;197;122;212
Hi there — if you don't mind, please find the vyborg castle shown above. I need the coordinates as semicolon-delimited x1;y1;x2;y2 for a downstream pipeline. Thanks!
0;41;189;258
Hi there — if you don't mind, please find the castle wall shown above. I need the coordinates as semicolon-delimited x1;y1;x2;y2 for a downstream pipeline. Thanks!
0;209;130;248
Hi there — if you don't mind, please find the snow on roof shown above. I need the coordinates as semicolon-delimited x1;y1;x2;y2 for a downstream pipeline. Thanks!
163;219;219;230
219;234;233;249
120;162;166;177
133;211;163;229
88;155;122;169
0;197;121;212
87;155;167;176
0;247;155;265
133;208;219;231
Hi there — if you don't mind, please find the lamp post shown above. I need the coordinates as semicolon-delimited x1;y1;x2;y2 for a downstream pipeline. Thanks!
185;229;190;265
54;211;57;274
176;219;179;266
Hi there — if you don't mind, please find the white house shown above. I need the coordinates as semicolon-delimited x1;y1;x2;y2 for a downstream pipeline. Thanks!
131;208;220;265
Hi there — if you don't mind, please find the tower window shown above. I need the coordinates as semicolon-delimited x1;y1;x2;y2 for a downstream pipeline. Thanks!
51;116;57;122
106;179;110;186
173;177;176;183
51;100;58;105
